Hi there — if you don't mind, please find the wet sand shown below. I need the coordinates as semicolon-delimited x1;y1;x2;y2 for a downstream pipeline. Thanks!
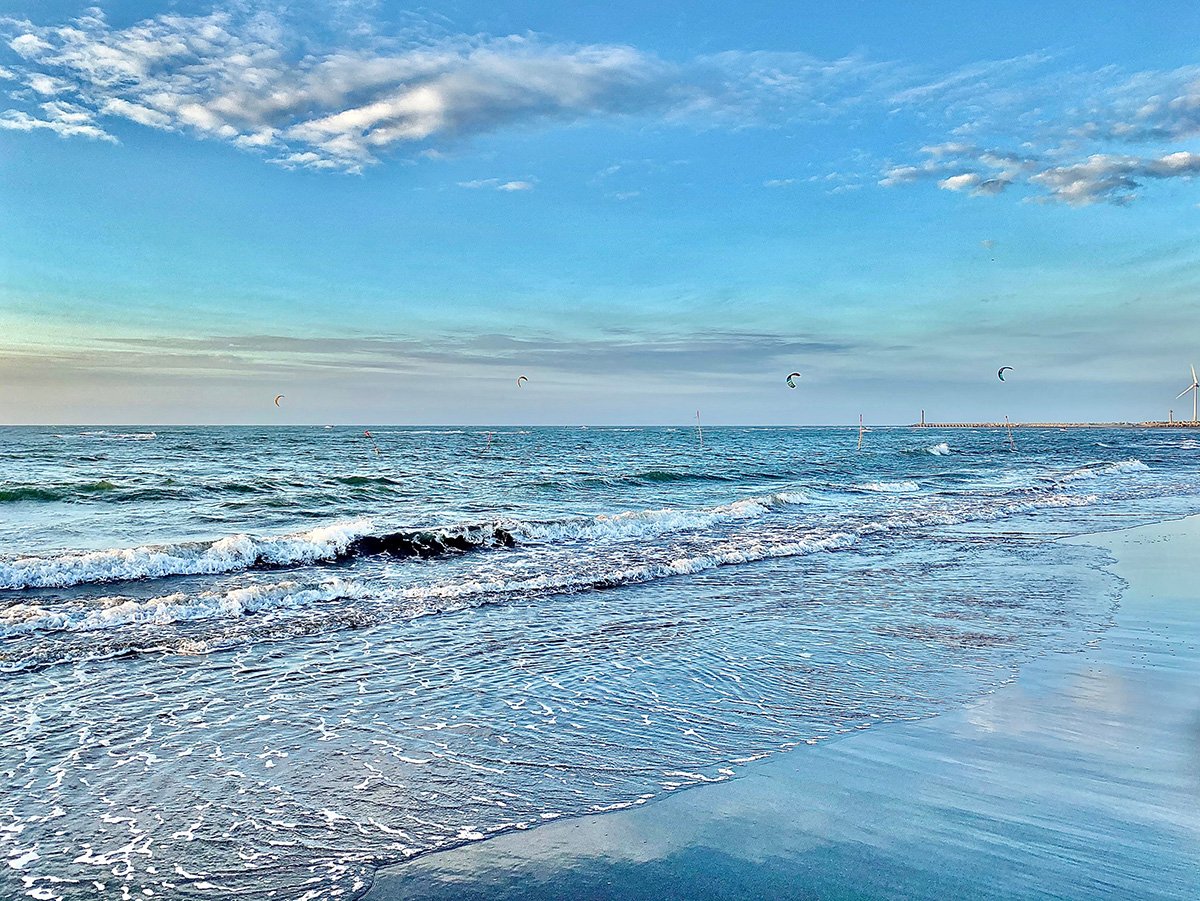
365;516;1200;900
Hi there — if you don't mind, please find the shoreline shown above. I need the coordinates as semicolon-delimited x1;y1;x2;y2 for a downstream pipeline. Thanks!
363;514;1200;900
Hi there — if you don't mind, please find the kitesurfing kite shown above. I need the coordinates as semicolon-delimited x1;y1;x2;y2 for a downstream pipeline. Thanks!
273;394;285;407
516;375;529;387
997;367;1014;381
786;372;802;389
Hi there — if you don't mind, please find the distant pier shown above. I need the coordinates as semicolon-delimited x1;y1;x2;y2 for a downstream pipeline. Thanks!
910;421;1200;429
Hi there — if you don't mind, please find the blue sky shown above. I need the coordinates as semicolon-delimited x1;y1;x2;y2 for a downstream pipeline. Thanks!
2;1;1199;424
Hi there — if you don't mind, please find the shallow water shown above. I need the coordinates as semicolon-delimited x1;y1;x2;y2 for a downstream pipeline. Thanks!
2;426;1198;898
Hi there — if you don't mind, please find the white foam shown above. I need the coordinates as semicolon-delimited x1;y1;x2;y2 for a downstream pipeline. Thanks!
0;494;812;590
0;519;375;590
511;492;807;543
855;480;919;493
1057;458;1148;483
395;531;858;605
0;578;365;638
0;484;1107;644
927;443;952;456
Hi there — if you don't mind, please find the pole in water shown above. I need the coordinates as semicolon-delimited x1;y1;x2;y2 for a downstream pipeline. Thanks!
696;410;704;448
1004;416;1015;452
364;430;382;457
857;414;865;450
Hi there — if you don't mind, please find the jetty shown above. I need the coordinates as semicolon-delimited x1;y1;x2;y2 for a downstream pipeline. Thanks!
909;411;1199;429
911;421;1200;429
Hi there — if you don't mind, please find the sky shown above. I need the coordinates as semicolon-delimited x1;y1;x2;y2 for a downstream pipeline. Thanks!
2;0;1200;424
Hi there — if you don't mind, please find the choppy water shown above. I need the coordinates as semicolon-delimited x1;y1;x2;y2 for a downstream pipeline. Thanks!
2;426;1198;899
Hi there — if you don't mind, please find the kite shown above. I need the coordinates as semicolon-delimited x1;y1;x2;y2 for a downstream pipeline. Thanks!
273;394;285;407
997;367;1013;381
516;376;529;387
786;372;802;389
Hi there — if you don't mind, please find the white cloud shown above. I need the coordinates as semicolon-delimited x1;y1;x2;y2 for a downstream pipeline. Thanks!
0;8;909;172
458;178;534;191
101;98;171;128
0;10;686;171
0;101;114;141
938;172;981;191
1030;152;1200;205
27;73;69;95
6;4;1200;208
880;61;1200;206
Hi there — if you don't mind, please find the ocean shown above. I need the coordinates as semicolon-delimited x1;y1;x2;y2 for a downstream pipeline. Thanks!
2;425;1198;899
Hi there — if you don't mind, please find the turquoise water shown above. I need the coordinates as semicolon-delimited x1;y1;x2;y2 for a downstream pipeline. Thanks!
2;426;1198;898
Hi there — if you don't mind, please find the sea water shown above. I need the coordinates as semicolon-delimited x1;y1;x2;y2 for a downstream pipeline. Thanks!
1;426;1198;898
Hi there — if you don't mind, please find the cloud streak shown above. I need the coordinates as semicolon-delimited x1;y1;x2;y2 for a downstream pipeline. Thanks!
4;7;1200;207
0;8;897;172
882;142;1200;206
880;62;1200;206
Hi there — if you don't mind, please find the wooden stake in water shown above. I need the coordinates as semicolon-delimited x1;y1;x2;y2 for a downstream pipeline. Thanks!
696;410;704;448
364;430;382;457
857;414;865;450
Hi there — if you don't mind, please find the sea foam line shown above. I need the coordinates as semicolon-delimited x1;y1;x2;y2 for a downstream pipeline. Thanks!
0;493;809;591
0;488;1100;641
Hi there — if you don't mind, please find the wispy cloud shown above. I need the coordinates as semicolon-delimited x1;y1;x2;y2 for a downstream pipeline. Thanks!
6;5;1200;209
880;62;1200;206
0;8;895;172
74;330;853;378
0;7;914;172
458;177;535;191
883;141;1200;206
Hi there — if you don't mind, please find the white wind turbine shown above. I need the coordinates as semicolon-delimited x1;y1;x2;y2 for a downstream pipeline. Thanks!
1177;365;1199;422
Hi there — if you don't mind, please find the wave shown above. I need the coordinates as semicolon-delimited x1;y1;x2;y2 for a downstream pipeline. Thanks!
0;493;808;591
333;475;403;487
0;473;411;505
561;469;740;487
927;443;952;456
0;578;365;638
0;480;121;503
0;486;1103;645
853;480;919;493
1056;459;1148;483
0;531;855;641
613;469;738;485
0;519;523;591
538;469;794;490
60;431;157;441
516;493;807;543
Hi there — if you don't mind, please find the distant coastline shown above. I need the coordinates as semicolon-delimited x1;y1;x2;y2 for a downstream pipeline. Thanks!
911;420;1200;429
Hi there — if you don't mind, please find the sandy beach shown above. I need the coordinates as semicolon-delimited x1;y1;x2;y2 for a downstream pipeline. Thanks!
365;514;1200;901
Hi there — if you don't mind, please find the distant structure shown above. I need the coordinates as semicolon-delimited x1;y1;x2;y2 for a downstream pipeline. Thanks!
912;418;1198;429
911;364;1200;428
1176;365;1199;422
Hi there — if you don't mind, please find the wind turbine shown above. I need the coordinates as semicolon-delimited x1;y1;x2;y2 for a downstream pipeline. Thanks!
1176;365;1199;422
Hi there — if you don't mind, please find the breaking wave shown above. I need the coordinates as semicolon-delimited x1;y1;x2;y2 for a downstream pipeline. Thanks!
0;488;1100;645
853;480;919;493
0;493;809;591
0;481;121;503
1056;459;1148;483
